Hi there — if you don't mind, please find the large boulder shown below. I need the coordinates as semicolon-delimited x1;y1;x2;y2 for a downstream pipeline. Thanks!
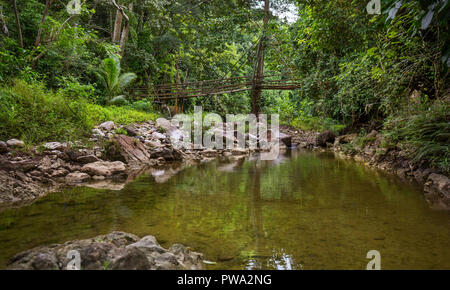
6;139;25;148
81;161;126;177
316;130;336;147
7;232;204;270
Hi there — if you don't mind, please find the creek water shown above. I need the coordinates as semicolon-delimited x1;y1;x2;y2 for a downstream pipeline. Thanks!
0;150;449;269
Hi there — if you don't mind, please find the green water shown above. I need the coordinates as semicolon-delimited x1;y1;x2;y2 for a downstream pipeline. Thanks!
0;150;449;269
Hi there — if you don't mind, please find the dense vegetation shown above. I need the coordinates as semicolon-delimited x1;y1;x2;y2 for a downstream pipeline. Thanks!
0;0;448;171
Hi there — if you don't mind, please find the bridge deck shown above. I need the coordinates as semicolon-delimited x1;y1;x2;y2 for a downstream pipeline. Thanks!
131;74;301;100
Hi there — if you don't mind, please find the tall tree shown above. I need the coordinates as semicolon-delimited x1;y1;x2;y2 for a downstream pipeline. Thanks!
35;0;53;47
11;0;23;47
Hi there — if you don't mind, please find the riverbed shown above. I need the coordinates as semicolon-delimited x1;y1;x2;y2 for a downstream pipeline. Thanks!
0;150;449;269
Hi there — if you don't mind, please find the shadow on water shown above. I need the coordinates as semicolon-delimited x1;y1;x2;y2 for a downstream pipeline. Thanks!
0;150;449;269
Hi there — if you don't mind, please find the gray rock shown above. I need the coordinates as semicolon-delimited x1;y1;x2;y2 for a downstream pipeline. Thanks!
76;155;100;164
124;125;138;137
92;128;105;137
7;231;203;270
99;121;115;132
43;142;66;151
110;247;153;270
51;168;69;178
6;139;25;148
152;131;166;140
81;161;126;177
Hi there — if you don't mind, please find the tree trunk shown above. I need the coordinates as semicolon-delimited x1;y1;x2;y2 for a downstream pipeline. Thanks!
0;9;9;37
119;3;133;52
12;0;21;45
35;0;53;47
251;0;270;115
112;8;123;43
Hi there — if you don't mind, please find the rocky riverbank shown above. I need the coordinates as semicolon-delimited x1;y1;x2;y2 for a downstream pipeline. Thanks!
281;126;450;210
7;231;204;270
0;118;287;210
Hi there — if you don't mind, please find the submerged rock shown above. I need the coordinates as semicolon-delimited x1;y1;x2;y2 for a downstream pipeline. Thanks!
7;231;204;270
65;172;91;183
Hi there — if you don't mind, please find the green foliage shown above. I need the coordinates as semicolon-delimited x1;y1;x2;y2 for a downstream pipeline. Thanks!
95;57;137;102
0;80;157;145
0;79;90;144
109;95;129;107
384;99;450;173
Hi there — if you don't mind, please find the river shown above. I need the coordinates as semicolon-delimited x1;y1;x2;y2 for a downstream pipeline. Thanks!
0;150;449;269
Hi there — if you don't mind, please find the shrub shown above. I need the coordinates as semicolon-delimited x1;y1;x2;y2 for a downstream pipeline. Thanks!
383;99;450;173
0;80;158;145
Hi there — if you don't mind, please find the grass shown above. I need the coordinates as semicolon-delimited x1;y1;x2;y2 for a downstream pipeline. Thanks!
0;79;158;146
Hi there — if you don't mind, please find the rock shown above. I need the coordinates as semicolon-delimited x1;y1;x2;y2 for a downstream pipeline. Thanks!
144;140;164;148
65;172;91;183
82;161;126;177
0;141;8;153
316;130;336;147
92;128;105;138
156;118;172;131
113;135;151;163
279;132;292;148
99;121;115;132
76;155;101;164
336;133;358;145
43;142;66;151
124;125;138;137
85;180;125;191
152;132;166;140
6;139;25;148
168;128;184;142
110;247;153;270
150;147;183;161
424;173;450;210
51;168;69;178
7;232;203;270
231;147;248;155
